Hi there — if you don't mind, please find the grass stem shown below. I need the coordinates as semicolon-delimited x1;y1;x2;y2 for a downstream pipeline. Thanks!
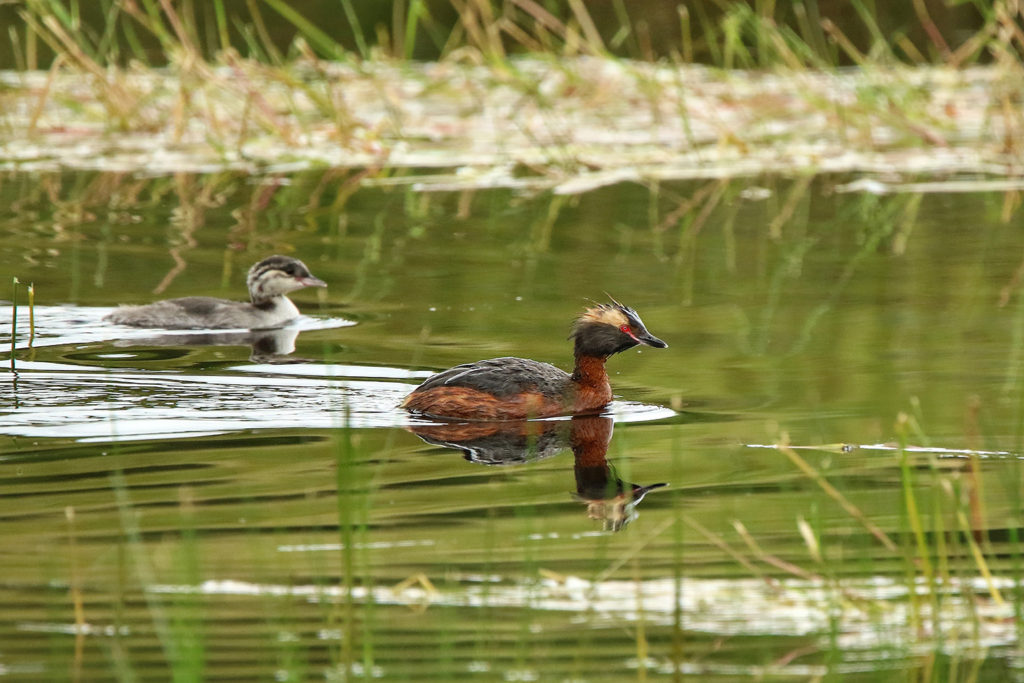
778;433;898;552
10;277;18;371
896;412;937;635
66;505;85;681
27;283;35;350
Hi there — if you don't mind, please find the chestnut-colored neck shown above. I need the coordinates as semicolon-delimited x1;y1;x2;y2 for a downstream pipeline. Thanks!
569;354;612;414
571;354;608;385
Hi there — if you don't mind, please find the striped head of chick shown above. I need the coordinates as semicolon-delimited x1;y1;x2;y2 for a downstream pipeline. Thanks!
246;255;326;303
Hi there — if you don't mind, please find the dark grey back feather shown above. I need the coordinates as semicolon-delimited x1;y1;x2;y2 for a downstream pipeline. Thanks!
412;357;572;398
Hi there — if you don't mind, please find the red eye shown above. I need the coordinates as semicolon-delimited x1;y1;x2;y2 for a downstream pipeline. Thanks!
620;324;640;342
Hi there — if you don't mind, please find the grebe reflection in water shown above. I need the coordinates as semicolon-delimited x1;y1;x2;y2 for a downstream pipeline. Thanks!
410;416;666;531
109;326;307;364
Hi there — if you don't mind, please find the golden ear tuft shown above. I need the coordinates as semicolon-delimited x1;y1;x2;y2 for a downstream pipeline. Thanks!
579;303;629;327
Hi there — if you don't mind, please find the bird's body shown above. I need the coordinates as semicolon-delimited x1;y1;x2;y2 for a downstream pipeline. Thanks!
105;255;326;330
402;300;667;420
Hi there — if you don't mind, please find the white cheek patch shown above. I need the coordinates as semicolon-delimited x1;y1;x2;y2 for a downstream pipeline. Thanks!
257;271;290;296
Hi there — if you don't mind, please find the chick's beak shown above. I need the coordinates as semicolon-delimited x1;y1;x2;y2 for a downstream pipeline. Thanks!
298;276;327;288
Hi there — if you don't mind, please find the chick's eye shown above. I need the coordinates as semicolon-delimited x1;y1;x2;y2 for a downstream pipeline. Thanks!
619;324;631;334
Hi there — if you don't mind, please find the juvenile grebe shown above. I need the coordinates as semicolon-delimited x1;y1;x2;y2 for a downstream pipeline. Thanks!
402;300;667;420
105;255;326;330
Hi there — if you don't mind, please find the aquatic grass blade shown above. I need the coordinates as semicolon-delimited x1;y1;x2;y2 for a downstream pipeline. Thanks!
404;0;425;60
27;283;34;350
258;0;343;59
10;277;18;370
778;434;898;552
337;0;369;59
244;0;283;64
212;0;230;53
896;412;938;635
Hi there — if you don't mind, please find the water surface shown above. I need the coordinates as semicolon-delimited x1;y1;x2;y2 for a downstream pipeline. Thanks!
2;171;1023;680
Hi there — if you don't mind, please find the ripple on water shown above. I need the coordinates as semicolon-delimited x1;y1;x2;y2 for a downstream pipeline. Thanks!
0;303;355;350
2;367;676;442
141;572;1020;668
3;369;413;441
2;306;677;442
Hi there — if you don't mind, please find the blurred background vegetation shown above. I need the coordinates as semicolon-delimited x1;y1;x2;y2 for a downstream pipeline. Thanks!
1;0;1014;71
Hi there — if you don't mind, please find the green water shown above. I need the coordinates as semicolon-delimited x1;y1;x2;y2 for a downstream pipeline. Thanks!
2;171;1023;680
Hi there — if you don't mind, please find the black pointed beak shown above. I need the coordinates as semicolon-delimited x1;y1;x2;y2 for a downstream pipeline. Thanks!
631;482;668;502
638;331;667;349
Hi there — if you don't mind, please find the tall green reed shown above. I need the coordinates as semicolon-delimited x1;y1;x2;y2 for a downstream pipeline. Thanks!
10;276;18;370
9;276;35;370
